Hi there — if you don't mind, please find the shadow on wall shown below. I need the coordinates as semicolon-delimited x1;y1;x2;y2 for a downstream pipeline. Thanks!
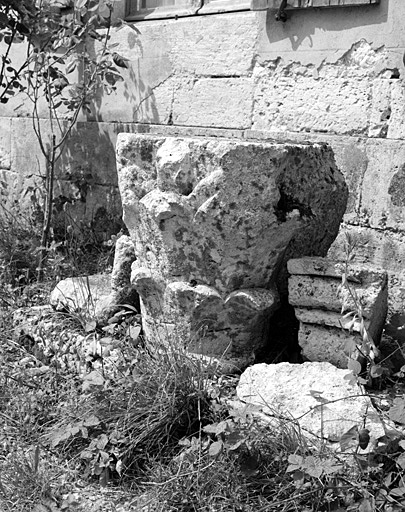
53;122;124;244
265;1;389;51
88;24;165;125
48;24;159;242
48;24;163;244
124;60;162;124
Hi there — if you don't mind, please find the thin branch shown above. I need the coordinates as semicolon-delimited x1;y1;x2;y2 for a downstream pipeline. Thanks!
4;372;39;390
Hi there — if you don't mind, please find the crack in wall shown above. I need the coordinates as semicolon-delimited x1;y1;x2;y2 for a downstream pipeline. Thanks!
133;73;175;121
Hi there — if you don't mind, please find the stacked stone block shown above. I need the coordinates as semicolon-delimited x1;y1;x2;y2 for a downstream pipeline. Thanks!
288;257;388;368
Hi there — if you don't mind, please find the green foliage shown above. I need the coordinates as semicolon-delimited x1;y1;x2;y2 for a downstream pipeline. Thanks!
0;202;42;287
2;0;131;278
0;0;36;103
27;0;127;278
339;231;385;386
3;228;405;509
26;0;126;121
0;209;115;294
43;333;214;483
2;297;405;510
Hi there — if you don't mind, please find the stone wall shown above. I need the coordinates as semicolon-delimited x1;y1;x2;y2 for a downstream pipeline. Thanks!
1;0;405;339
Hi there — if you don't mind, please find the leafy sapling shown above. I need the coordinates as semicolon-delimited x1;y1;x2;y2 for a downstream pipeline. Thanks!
2;0;131;279
338;232;383;385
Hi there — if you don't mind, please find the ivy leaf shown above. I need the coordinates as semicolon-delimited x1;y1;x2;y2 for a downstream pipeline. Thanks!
82;370;104;391
48;424;77;448
344;337;358;355
286;454;302;471
203;421;229;436
127;325;141;341
358;498;374;512
85;320;97;332
370;364;383;378
389;487;405;498
339;424;358;452
348;358;362;376
320;459;343;475
358;428;370;449
396;454;405;470
112;52;130;69
76;0;88;9
83;414;100;427
305;465;323;479
225;430;245;449
96;434;109;450
388;397;405;425
208;440;223;458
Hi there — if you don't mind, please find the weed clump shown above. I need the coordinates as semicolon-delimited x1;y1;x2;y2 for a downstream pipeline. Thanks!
44;336;215;482
2;231;405;510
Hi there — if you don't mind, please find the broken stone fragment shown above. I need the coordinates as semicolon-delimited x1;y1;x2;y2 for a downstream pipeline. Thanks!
110;234;136;292
50;274;111;318
236;362;385;450
109;234;140;313
50;268;139;323
116;134;348;364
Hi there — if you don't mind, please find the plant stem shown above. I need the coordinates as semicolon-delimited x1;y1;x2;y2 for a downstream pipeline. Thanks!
37;134;56;281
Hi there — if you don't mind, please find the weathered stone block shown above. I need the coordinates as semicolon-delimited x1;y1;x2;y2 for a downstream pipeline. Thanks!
236;362;385;448
288;256;387;283
296;308;387;368
289;273;387;319
168;13;258;77
296;308;373;337
252;42;405;138
298;322;360;368
173;78;254;129
117;134;347;365
133;269;279;365
252;63;371;135
369;79;392;138
387;81;405;140
0;117;11;170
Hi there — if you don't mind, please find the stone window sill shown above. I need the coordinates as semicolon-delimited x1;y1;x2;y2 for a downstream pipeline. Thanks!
126;0;379;21
251;0;380;10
